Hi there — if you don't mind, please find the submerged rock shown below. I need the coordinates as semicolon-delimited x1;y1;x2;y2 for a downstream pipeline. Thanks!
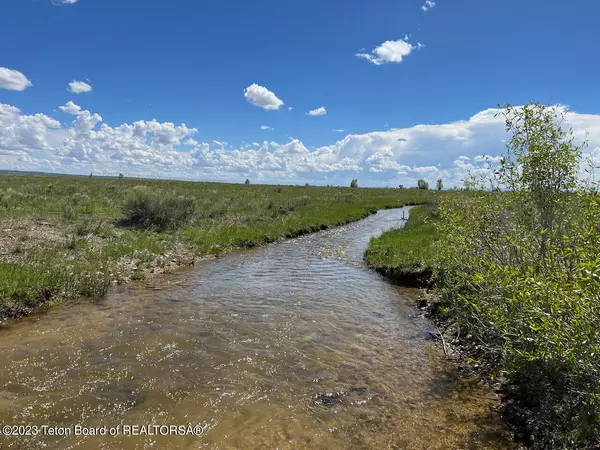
313;386;373;407
313;392;344;406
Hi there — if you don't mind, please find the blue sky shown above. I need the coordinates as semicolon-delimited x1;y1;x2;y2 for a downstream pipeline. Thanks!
1;0;600;187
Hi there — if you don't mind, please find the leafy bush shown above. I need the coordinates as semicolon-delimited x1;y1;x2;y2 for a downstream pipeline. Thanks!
417;179;429;190
122;187;196;231
435;102;600;447
350;179;358;188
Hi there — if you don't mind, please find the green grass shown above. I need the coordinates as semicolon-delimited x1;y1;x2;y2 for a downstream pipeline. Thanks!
364;203;439;275
0;175;445;320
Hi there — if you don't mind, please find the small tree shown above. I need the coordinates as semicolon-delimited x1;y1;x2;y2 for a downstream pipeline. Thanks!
244;179;250;185
119;173;124;179
436;178;443;190
399;184;404;189
417;179;429;190
350;179;358;188
499;102;584;262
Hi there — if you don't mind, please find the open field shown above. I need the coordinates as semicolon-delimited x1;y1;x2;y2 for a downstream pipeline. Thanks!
0;175;442;321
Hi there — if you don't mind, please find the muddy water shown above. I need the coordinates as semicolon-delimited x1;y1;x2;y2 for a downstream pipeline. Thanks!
0;207;512;449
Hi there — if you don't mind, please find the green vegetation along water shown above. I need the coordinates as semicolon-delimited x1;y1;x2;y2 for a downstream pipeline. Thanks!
0;207;514;449
0;176;442;321
365;103;600;448
364;203;439;286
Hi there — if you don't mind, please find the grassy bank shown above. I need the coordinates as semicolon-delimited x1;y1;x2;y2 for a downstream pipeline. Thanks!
364;203;439;286
0;175;442;321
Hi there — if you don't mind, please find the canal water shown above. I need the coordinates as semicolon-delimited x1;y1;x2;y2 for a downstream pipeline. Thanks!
0;207;512;449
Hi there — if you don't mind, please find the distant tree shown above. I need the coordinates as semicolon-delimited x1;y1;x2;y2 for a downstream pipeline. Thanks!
89;172;93;178
436;178;443;190
350;179;358;188
119;173;124;179
305;183;310;187
417;179;429;190
399;184;404;189
245;179;250;185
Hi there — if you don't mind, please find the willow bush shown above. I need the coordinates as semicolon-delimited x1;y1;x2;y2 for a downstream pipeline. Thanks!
435;102;600;447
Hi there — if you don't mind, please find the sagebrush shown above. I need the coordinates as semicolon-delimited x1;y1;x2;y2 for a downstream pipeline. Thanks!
123;187;196;231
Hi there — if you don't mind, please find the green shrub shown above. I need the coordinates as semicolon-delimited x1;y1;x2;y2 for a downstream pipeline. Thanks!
436;102;600;447
122;187;196;231
0;188;25;209
61;203;76;221
70;192;91;205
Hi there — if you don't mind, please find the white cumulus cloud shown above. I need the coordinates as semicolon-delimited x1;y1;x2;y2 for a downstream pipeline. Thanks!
412;165;438;173
59;101;83;115
67;80;92;94
357;38;422;65
0;68;33;91
422;0;436;11
307;107;327;117
2;103;600;188
0;104;61;152
244;84;284;110
473;154;502;163
261;125;273;130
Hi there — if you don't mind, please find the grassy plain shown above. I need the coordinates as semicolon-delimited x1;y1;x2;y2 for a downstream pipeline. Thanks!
0;175;441;320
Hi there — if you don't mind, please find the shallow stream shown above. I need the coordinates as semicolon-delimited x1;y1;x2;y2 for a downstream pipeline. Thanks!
0;207;512;449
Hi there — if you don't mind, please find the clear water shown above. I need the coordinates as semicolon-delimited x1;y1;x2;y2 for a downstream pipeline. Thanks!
0;207;513;449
